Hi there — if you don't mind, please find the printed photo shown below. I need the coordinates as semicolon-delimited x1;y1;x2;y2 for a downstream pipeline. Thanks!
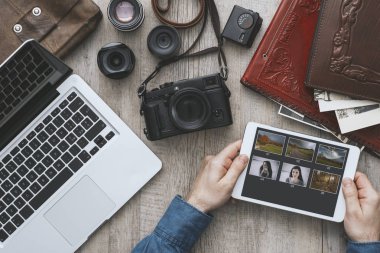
255;130;286;155
285;138;316;161
310;170;341;194
248;156;280;181
279;163;311;187
316;144;347;169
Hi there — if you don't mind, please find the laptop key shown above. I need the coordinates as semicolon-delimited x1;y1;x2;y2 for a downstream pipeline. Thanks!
0;213;10;224
69;97;84;112
78;151;91;163
5;205;17;217
0;169;9;180
22;190;33;202
13;153;25;165
5;161;17;173
45;123;57;135
1;180;12;192
85;121;106;141
53;160;64;171
32;150;44;161
80;105;99;122
77;137;89;149
2;155;11;164
0;202;5;212
30;183;41;194
34;163;46;175
41;142;53;154
26;171;38;182
42;156;53;167
21;146;33;157
90;147;99;156
29;139;41;149
64;120;75;131
69;145;80;156
106;131;115;140
35;123;44;132
10;186;22;198
68;158;83;172
94;136;107;148
73;126;85;137
37;175;49;186
67;92;77;101
0;229;8;242
46;168;57;179
65;133;77;145
30;168;73;210
3;222;16;235
14;197;26;209
50;148;61;160
43;115;52;125
81;118;93;129
18;139;28;148
17;165;28;177
11;214;24;227
61;108;72;120
61;152;73;163
57;141;69;152
26;131;36;141
10;147;19;156
72;112;84;124
53;116;64;128
25;158;37;169
56;127;68;139
51;108;60;117
9;172;21;184
59;100;69;109
48;135;60;146
18;178;30;190
3;194;14;205
20;205;34;219
37;131;49;142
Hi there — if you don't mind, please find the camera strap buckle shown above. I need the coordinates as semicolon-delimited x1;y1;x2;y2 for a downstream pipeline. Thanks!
220;66;228;80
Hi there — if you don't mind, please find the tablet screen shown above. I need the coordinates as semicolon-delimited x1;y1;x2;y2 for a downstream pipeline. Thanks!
241;128;350;217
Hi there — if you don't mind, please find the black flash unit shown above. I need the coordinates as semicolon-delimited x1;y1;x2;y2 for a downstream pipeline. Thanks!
222;5;263;48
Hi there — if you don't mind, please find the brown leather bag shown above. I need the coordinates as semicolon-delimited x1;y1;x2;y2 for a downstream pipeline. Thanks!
0;0;102;63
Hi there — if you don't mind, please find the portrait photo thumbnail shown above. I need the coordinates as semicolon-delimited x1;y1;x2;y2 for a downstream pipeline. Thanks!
248;156;280;181
285;137;316;162
255;130;286;156
279;163;311;187
310;170;341;194
316;144;347;169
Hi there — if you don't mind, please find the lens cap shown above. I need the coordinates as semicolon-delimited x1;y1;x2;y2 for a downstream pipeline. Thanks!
97;42;136;79
108;0;144;31
147;25;181;59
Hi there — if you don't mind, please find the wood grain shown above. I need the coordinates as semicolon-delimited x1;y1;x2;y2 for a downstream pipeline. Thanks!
62;0;380;252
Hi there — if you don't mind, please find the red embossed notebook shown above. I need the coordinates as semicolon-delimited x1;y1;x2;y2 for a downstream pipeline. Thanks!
241;0;380;156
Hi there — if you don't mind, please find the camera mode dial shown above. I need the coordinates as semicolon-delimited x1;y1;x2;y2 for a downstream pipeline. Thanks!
238;13;254;29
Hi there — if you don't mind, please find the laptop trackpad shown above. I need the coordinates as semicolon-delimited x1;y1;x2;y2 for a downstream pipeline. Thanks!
44;176;115;246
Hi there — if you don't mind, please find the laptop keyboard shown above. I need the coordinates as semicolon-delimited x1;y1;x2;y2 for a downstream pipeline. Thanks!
0;43;54;122
0;91;116;242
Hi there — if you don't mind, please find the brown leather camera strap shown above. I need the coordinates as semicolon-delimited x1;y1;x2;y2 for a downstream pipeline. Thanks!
151;0;205;29
138;0;228;98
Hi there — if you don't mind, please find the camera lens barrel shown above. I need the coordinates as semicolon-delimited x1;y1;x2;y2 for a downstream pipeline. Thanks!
147;25;181;59
108;0;144;31
97;42;136;79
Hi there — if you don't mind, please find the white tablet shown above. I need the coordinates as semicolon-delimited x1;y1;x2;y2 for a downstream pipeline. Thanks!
232;122;361;222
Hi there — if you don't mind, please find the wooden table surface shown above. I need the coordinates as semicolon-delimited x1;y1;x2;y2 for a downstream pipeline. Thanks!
64;0;380;252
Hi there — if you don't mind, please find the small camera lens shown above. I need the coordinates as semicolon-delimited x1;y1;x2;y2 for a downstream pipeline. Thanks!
147;25;181;59
108;0;144;32
97;42;135;79
115;1;135;22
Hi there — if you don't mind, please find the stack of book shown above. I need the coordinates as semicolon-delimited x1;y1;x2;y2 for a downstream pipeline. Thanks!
241;0;380;157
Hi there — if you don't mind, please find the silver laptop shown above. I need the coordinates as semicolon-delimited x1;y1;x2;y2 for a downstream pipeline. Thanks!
0;40;161;252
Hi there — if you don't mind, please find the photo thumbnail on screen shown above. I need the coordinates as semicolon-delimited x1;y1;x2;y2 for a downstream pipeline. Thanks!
316;145;347;169
255;130;286;155
248;156;280;181
310;170;341;194
285;138;316;162
279;163;311;187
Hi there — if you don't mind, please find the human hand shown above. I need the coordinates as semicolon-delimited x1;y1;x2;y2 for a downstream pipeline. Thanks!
343;172;380;242
186;140;249;213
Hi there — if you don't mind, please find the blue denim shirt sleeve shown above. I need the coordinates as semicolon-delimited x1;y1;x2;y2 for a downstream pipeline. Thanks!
346;240;380;253
132;195;213;253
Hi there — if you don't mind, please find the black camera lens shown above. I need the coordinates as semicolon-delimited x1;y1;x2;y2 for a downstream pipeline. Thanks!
97;42;135;79
147;25;181;59
108;0;144;31
170;88;211;131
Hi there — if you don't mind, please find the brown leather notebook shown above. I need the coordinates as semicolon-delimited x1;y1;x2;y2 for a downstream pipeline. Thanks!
241;0;380;156
306;0;380;102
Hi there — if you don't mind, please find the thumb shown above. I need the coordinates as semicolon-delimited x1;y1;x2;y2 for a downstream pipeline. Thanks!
342;178;362;217
222;155;249;186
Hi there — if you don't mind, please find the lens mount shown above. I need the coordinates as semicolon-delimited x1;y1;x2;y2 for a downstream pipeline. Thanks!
147;25;181;59
107;0;144;32
169;88;211;131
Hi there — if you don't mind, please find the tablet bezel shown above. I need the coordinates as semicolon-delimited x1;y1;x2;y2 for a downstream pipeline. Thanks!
232;122;360;222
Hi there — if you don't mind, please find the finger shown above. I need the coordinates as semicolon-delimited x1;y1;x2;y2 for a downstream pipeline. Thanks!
214;140;242;163
221;155;249;186
354;171;378;202
342;178;362;217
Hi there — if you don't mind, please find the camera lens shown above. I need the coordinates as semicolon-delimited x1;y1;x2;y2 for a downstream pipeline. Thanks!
97;42;136;79
147;25;181;59
170;88;211;131
108;0;144;32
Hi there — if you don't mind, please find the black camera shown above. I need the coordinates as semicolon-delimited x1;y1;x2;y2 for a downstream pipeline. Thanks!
222;5;262;48
141;74;233;141
97;42;135;79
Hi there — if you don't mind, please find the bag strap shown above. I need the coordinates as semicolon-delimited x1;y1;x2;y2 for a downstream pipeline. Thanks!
137;0;228;98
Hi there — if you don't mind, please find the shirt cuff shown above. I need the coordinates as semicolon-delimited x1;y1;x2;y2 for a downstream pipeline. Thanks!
347;240;380;253
154;195;213;252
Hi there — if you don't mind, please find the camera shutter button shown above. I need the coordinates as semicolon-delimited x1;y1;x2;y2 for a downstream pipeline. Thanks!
238;13;254;29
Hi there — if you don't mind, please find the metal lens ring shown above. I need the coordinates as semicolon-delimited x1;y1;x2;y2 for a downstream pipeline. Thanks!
107;0;144;31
